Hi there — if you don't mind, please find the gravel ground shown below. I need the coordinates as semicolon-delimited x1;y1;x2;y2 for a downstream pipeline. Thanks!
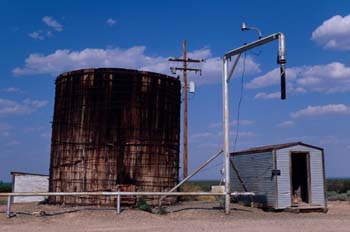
0;201;349;232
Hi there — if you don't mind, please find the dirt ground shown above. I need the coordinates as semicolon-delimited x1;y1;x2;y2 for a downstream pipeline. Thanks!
0;201;349;232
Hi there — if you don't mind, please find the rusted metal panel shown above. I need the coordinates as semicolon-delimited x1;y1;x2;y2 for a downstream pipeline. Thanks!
49;68;180;206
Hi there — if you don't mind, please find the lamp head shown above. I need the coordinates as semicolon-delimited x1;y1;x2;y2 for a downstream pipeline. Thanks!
241;22;248;31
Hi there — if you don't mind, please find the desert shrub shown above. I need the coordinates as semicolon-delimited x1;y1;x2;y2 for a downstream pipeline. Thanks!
327;179;350;194
328;192;348;201
0;181;12;193
346;190;350;197
327;191;338;198
135;197;152;213
180;182;217;201
158;206;168;215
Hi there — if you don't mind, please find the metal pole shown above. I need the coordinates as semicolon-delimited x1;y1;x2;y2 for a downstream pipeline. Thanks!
183;39;188;179
223;56;231;215
159;149;223;203
117;194;121;214
221;31;286;215
6;196;12;218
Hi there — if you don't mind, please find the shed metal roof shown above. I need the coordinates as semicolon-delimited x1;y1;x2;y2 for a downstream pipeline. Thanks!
231;141;323;156
11;172;49;177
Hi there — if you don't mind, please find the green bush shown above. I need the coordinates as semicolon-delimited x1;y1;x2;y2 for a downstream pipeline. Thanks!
135;197;152;213
327;191;338;198
327;179;350;194
328;192;348;201
0;181;12;193
346;190;350;197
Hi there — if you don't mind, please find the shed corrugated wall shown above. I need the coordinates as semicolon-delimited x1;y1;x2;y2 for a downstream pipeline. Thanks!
276;145;326;209
230;152;276;208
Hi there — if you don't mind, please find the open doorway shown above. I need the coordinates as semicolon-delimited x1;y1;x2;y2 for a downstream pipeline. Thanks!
291;152;309;206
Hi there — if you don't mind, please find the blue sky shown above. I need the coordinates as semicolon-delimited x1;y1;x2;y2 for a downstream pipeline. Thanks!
0;0;350;182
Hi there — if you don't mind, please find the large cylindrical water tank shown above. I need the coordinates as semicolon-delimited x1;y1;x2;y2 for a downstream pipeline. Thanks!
49;68;180;205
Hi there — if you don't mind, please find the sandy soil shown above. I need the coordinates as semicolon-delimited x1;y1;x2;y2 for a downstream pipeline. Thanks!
0;201;349;232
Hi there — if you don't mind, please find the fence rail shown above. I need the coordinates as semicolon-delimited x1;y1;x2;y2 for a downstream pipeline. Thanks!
1;191;254;218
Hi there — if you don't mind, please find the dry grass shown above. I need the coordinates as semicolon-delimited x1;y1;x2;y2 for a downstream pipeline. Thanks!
0;196;7;205
180;183;218;201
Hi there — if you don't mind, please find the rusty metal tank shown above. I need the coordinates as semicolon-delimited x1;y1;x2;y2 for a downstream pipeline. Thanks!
49;68;180;205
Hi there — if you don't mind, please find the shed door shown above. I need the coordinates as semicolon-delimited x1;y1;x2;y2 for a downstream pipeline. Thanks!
276;150;291;209
290;152;310;206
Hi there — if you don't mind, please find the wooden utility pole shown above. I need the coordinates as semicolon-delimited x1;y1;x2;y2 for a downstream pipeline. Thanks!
183;40;189;179
169;40;203;179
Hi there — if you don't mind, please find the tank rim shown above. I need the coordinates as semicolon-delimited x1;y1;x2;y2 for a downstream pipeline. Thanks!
56;67;178;82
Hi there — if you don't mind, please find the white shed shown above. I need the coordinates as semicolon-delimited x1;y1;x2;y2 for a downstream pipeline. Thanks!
11;172;49;203
230;142;327;211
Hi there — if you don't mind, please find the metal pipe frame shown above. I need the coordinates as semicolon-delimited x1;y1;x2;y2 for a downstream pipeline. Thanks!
1;191;254;217
224;33;285;58
222;32;286;215
0;192;255;197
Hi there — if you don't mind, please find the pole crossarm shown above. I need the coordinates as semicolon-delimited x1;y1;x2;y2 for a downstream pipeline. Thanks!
168;58;204;63
171;67;202;72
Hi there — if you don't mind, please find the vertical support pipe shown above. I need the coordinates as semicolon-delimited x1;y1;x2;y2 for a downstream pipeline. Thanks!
117;194;121;214
223;57;231;215
6;196;12;218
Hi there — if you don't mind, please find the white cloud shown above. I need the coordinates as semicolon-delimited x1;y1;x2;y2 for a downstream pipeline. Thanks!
291;104;350;118
192;52;260;85
0;98;48;116
190;132;213;140
246;62;350;93
29;17;63;41
233;131;256;137
106;18;117;26
42;16;63;31
12;46;261;85
28;31;45;40
0;122;12;137
40;132;51;138
312;14;350;50
7;140;20;146
217;131;256;137
277;120;295;128
1;87;20;93
47;31;53;37
255;92;280;100
232;119;255;126
209;119;255;128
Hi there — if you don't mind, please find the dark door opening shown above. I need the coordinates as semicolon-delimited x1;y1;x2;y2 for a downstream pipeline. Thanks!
291;153;309;205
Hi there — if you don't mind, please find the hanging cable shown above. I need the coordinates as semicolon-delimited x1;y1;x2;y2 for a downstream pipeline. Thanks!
233;52;247;152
